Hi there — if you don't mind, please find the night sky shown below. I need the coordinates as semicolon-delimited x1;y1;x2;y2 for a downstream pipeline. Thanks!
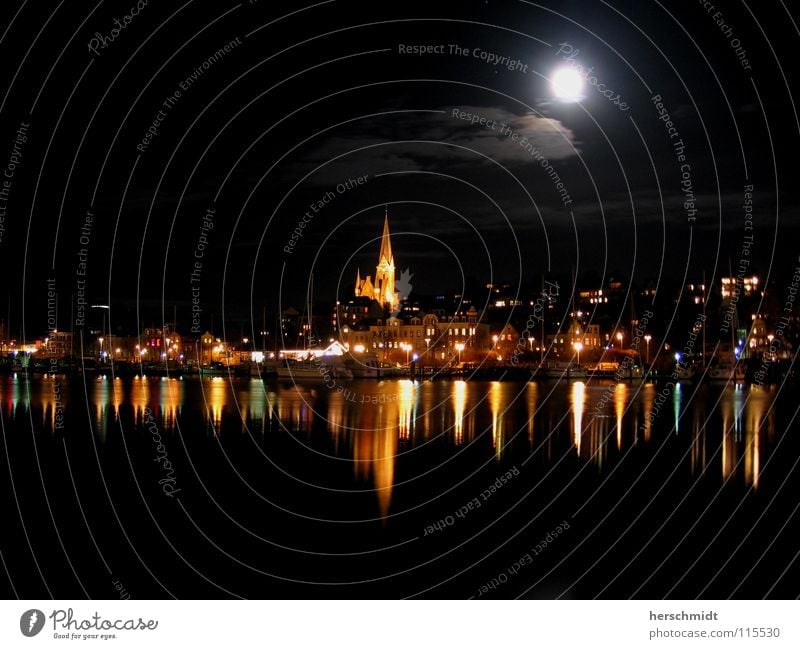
0;0;798;337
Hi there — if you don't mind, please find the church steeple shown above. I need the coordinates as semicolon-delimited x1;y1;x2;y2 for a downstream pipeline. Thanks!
354;208;399;312
378;206;393;265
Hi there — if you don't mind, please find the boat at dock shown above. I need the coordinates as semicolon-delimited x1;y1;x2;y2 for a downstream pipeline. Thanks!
276;357;353;381
533;361;587;380
344;352;382;378
705;361;746;383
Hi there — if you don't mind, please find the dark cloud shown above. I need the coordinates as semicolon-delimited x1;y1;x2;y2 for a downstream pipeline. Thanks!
287;106;580;185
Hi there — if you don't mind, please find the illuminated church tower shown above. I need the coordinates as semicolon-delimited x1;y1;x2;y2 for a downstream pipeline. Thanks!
355;209;399;311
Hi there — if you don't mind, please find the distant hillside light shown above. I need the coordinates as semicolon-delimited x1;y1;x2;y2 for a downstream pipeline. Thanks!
551;66;584;102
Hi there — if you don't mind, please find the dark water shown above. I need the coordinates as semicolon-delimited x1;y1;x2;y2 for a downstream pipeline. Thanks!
1;374;798;599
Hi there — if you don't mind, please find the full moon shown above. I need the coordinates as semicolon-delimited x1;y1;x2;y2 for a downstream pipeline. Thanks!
551;66;585;102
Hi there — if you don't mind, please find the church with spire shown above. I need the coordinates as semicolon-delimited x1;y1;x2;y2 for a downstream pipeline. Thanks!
355;209;399;312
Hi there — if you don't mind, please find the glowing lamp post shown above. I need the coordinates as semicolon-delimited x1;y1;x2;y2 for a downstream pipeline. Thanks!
573;341;583;366
644;335;652;364
401;343;412;365
455;342;465;364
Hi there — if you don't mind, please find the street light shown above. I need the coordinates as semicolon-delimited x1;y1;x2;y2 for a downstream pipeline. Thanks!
644;334;652;363
616;331;623;348
573;341;583;366
455;342;465;364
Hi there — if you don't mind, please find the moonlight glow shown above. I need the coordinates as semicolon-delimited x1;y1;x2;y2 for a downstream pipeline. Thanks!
551;66;585;102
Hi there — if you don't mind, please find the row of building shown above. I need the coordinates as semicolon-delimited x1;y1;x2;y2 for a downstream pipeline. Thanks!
331;213;796;366
2;213;796;369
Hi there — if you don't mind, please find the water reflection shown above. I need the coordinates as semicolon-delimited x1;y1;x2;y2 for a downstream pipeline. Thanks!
91;377;124;438
1;376;784;512
714;384;774;489
571;381;585;456
204;377;227;429
641;383;655;443
453;380;466;445
489;381;505;458
614;383;627;450
690;397;707;478
526;382;538;443
398;380;415;441
354;423;396;519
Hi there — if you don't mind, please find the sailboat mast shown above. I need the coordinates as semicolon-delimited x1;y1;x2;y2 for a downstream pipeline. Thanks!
702;270;706;370
541;275;545;364
307;273;314;349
